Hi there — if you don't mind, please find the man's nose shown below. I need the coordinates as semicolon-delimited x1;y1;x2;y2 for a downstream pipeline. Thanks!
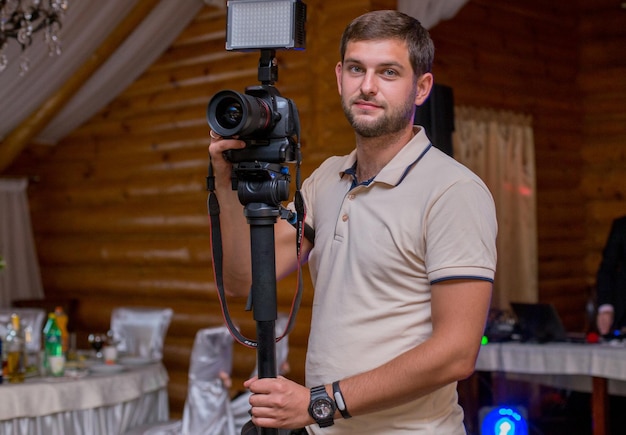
360;72;378;96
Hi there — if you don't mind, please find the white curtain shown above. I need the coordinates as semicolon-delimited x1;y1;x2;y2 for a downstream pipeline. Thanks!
453;107;538;309
0;178;44;308
398;0;469;29
37;0;206;143
0;0;206;144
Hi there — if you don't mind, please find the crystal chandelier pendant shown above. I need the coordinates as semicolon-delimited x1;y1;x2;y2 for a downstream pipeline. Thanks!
44;18;61;56
0;0;69;75
18;52;29;75
0;43;8;72
17;21;33;46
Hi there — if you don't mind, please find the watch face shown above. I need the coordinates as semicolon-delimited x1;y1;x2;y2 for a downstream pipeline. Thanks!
312;398;334;419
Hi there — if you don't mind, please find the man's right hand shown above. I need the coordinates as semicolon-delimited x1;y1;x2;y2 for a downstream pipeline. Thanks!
208;130;246;183
597;310;614;336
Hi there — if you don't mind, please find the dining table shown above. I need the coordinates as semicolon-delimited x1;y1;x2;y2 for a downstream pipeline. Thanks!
0;356;169;435
475;340;626;435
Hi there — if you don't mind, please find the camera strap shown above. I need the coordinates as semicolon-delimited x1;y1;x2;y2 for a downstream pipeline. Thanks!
206;162;306;349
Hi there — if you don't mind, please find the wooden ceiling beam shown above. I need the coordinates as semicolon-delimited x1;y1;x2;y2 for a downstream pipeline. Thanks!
0;0;163;173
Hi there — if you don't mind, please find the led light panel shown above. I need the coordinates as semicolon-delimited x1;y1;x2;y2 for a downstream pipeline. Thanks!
226;0;305;50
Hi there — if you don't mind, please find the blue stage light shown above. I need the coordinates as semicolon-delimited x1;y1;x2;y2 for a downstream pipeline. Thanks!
479;406;529;435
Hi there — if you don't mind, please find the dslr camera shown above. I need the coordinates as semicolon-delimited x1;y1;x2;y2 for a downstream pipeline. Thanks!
206;84;299;165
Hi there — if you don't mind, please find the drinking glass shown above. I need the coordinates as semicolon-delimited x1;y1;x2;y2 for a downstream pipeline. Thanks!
88;333;108;359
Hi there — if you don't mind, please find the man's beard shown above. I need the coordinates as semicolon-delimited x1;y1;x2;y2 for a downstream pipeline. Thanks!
342;91;416;138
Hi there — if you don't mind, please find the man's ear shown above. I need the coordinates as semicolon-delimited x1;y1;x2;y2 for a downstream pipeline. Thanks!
335;62;343;95
415;72;434;106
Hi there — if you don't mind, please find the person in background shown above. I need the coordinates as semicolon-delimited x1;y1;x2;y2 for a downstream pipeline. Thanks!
208;10;497;434
596;215;626;337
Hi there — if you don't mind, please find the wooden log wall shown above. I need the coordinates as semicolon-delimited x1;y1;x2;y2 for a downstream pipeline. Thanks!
580;1;626;290
4;0;625;417
428;0;588;329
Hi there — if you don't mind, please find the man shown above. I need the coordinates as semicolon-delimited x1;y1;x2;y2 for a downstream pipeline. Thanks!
208;10;497;434
596;215;626;337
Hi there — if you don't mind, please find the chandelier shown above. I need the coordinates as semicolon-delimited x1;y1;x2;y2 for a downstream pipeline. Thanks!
0;0;69;75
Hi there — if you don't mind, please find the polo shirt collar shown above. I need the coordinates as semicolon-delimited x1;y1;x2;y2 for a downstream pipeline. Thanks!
340;126;433;187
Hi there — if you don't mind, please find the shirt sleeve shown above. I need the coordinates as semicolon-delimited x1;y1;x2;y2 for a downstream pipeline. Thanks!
425;178;498;284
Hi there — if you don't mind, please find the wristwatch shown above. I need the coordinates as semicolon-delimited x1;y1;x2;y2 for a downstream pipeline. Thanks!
308;385;336;428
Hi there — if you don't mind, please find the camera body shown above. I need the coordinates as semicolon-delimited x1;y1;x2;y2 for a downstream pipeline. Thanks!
207;85;299;164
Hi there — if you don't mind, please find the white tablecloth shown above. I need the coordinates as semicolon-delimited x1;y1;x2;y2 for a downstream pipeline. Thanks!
0;362;169;435
476;341;626;396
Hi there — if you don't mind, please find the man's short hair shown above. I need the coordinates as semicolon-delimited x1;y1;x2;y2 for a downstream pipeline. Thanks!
340;10;435;77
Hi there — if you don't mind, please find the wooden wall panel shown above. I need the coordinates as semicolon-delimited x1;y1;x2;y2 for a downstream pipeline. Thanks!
4;0;625;417
580;0;626;297
429;0;588;329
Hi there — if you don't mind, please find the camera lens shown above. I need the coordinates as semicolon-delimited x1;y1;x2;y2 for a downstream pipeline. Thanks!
207;90;272;137
218;101;244;128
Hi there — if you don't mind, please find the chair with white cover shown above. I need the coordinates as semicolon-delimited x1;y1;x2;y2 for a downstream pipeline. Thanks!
125;325;235;435
182;326;236;435
110;307;173;361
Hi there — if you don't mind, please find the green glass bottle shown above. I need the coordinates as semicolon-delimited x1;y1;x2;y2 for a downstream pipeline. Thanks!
43;313;65;376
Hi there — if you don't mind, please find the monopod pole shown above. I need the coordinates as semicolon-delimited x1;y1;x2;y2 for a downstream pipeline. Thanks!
245;202;280;435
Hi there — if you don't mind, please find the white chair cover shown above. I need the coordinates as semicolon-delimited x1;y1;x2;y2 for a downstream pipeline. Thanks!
0;308;46;353
181;326;236;435
232;314;291;434
125;325;235;435
110;307;173;361
125;420;182;435
125;315;290;435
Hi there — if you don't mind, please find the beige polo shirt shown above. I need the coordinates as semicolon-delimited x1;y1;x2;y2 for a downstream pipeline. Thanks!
299;127;497;434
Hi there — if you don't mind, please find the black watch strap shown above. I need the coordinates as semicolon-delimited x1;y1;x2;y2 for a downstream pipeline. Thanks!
308;385;335;428
332;381;352;419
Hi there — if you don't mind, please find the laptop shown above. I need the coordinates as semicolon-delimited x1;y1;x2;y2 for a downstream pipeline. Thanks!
510;302;569;343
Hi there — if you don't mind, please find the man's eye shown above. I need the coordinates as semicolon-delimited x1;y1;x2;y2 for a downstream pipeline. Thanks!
349;65;363;73
383;69;397;77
